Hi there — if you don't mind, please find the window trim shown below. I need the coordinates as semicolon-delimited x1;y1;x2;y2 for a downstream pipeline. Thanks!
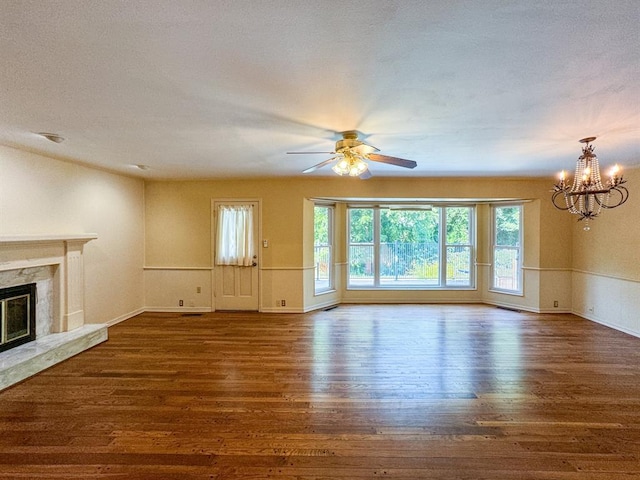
490;204;523;295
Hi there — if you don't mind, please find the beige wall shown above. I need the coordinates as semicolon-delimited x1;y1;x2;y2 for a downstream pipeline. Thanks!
0;146;145;325
572;166;640;280
144;179;308;268
144;175;576;313
570;166;640;336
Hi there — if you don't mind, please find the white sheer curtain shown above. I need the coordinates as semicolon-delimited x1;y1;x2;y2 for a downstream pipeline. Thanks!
215;205;254;266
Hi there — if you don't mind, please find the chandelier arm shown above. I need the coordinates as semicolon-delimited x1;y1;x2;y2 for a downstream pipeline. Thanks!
597;186;629;209
551;190;573;211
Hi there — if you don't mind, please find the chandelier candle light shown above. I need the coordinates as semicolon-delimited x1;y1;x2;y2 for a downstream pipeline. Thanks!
551;137;629;230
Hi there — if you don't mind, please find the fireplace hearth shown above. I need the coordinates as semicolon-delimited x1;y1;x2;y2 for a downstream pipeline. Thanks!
0;283;36;353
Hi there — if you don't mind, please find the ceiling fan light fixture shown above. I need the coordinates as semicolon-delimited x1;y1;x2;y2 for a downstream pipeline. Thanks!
332;153;368;177
350;158;368;176
292;130;416;176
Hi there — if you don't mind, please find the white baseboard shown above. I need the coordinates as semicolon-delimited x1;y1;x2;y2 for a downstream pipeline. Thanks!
340;299;478;305
103;307;146;327
144;307;212;314
260;306;304;313
482;299;540;314
537;308;572;314
573;309;640;339
484;300;571;314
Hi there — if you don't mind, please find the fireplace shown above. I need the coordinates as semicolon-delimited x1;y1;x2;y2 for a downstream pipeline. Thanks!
0;283;37;352
0;234;109;391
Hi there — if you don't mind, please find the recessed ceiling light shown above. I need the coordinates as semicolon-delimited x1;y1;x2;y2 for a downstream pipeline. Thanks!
37;132;65;143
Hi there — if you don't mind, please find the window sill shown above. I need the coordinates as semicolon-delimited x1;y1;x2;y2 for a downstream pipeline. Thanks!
489;288;524;297
346;286;477;291
314;289;337;296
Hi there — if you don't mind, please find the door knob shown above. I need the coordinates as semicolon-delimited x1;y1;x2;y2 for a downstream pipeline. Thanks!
252;262;257;267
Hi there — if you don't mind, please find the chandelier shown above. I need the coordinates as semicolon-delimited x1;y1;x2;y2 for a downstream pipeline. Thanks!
331;149;369;176
551;137;629;230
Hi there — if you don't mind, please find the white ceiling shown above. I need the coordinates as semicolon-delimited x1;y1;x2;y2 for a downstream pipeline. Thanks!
1;0;639;180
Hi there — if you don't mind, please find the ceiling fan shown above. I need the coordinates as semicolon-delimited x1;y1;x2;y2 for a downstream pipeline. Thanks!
287;130;417;179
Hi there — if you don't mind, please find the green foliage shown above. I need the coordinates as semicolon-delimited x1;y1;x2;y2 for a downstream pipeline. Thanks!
349;208;374;243
349;245;373;277
314;206;330;245
410;248;470;281
446;207;470;244
380;209;439;243
495;206;521;246
409;261;439;280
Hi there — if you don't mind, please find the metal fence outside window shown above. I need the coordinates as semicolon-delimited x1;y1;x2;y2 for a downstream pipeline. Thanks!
314;245;331;291
348;242;471;287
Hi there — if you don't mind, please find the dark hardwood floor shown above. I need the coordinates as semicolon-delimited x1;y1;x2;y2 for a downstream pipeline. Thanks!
0;305;639;479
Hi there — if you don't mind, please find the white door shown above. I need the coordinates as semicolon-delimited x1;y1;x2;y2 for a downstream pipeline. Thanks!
213;201;260;311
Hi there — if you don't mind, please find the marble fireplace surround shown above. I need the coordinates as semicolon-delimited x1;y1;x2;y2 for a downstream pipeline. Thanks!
0;234;108;390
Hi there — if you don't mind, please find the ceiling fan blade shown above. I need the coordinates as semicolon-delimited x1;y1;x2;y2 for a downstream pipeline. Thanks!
359;169;373;180
287;151;335;155
367;153;417;169
302;157;338;174
352;141;380;153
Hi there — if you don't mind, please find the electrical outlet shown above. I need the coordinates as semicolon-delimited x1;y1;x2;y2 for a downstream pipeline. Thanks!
281;299;286;307
553;300;558;308
179;300;184;306
196;286;201;293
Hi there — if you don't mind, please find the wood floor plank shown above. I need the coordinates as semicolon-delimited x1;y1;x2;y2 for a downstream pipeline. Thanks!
0;305;639;478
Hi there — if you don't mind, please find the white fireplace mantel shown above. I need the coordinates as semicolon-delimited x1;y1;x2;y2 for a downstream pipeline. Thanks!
0;234;97;332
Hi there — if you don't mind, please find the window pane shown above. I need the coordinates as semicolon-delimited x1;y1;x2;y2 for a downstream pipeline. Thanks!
378;209;439;286
495;207;520;246
314;206;332;292
446;245;471;286
349;208;373;243
349;244;374;286
348;209;374;286
494;247;519;290
314;206;329;243
446;207;470;244
493;206;521;293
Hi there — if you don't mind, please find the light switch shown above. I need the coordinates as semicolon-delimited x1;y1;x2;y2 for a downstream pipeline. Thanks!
263;239;269;248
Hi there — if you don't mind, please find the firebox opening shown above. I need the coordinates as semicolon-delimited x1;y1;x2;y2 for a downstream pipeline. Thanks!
0;283;37;353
